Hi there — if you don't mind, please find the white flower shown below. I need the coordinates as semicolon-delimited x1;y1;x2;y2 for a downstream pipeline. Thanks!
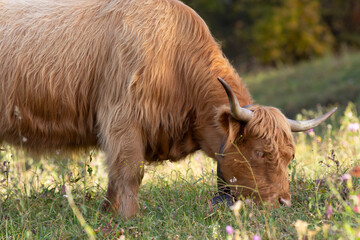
348;123;359;132
229;176;237;183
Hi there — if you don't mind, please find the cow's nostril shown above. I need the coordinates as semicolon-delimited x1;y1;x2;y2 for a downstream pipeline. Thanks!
279;197;291;207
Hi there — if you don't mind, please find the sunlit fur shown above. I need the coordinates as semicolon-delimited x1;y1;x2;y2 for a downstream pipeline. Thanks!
0;0;294;218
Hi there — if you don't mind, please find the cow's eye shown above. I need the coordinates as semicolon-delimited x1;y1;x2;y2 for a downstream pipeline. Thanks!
255;150;265;158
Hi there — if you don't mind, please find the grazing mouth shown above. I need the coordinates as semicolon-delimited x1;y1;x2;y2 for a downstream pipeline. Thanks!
211;193;235;206
211;191;292;208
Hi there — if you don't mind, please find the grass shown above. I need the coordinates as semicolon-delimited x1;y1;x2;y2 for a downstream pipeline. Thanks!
2;111;360;239
244;51;360;117
1;53;360;239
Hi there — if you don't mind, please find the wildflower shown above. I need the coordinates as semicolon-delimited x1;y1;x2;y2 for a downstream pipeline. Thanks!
307;128;315;136
347;123;359;132
253;234;261;240
340;173;351;182
307;128;314;133
211;224;220;239
295;220;308;239
230;200;243;217
350;194;360;205
226;225;234;235
325;205;332;219
229;176;237;183
354;206;360;213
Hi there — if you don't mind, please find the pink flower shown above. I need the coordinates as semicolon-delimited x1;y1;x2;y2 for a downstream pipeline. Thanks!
348;123;359;132
253;235;261;240
226;225;234;234
326;205;332;219
354;205;360;213
340;173;351;182
307;128;314;134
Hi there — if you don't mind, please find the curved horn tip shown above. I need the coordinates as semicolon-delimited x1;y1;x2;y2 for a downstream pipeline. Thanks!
316;107;338;120
289;107;338;132
329;107;338;115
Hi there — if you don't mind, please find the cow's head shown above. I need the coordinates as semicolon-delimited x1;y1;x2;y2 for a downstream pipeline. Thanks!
216;77;337;206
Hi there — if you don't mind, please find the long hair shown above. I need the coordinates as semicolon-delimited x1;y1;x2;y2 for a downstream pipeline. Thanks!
245;105;295;166
0;0;251;156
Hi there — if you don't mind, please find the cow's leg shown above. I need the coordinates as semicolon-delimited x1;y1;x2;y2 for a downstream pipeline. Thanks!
100;125;145;219
103;157;144;218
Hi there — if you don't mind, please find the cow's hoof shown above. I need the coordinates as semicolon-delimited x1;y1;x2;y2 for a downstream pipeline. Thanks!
211;194;234;207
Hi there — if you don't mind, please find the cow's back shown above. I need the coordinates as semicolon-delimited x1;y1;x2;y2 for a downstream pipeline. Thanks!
0;0;116;150
0;0;225;154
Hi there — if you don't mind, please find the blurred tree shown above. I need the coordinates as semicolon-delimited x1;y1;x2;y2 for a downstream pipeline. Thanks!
182;0;282;67
251;0;334;65
321;0;360;49
181;0;358;68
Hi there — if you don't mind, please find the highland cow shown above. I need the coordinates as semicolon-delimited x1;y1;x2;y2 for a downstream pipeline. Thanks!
0;0;336;218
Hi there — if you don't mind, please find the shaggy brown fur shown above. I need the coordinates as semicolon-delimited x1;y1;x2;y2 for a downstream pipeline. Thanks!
0;0;294;218
217;106;294;204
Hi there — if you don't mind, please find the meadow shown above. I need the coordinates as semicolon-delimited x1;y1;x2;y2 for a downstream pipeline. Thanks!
1;52;360;239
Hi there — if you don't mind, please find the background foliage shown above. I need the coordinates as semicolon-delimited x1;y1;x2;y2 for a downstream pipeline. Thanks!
182;0;360;68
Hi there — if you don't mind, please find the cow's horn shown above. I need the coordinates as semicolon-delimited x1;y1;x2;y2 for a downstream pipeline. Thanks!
287;107;337;132
217;77;253;122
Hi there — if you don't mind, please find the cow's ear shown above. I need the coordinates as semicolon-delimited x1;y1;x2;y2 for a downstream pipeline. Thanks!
216;106;241;144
